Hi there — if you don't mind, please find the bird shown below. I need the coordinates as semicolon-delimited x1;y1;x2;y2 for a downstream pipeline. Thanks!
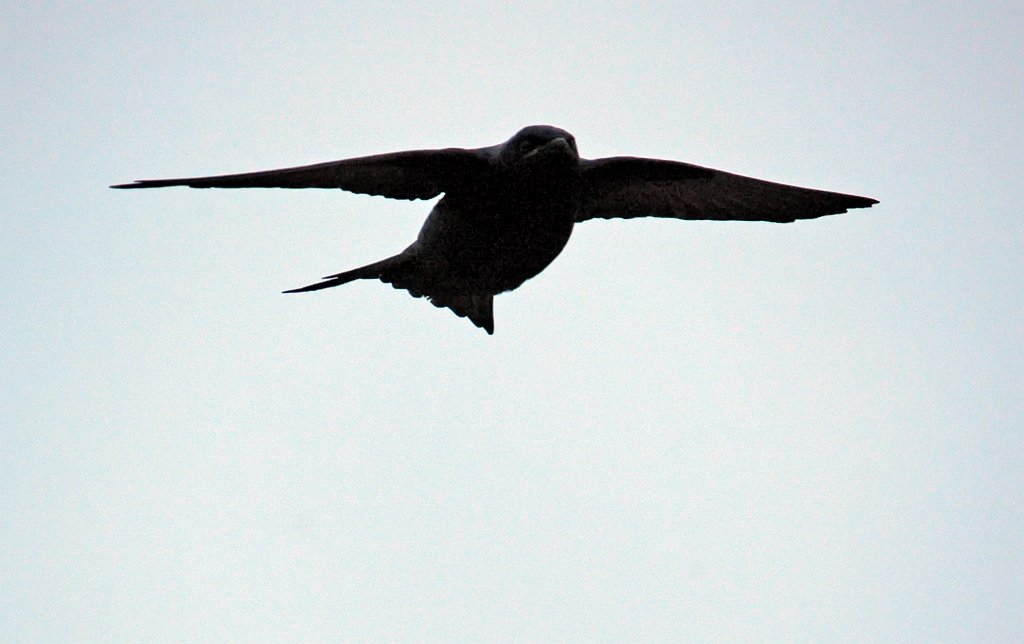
112;125;877;334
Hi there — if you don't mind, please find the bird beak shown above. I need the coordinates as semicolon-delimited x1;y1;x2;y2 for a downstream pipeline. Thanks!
546;137;570;152
526;137;575;159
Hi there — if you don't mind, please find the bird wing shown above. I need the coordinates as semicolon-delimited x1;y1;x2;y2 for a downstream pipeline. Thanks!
111;148;490;200
576;157;877;223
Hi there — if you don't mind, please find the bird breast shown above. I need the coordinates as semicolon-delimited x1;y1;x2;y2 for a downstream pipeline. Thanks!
413;191;576;294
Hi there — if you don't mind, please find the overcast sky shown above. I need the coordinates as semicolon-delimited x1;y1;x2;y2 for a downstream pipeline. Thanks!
3;1;1022;641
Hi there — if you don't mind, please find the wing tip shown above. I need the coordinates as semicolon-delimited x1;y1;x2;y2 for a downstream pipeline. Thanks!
110;179;194;189
854;195;879;208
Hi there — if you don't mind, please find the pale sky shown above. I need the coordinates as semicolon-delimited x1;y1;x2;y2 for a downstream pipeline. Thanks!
3;2;1022;641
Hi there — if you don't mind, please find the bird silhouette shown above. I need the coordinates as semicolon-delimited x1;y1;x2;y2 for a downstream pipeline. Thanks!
112;125;877;334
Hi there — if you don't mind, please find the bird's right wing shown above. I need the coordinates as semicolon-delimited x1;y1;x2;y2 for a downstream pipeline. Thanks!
111;148;491;200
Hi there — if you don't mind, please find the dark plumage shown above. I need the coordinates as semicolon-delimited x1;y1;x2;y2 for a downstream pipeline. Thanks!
112;125;877;334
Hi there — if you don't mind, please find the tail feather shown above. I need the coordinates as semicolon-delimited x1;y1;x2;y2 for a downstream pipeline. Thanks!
284;255;496;334
282;262;385;293
430;293;494;334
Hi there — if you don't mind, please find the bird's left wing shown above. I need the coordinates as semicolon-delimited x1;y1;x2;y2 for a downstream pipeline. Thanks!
111;148;490;200
576;157;877;223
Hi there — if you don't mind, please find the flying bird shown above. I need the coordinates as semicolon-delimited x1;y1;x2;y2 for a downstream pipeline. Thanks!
112;125;877;334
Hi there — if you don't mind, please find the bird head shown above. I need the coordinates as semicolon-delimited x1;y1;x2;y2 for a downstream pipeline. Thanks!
499;125;579;169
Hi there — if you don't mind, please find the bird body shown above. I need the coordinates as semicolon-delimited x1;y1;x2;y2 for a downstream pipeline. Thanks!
113;125;877;334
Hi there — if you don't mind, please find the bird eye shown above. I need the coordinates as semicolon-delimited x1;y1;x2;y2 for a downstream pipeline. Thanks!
518;139;535;153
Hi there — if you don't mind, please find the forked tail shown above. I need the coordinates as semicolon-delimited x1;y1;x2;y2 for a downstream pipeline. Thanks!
283;255;496;334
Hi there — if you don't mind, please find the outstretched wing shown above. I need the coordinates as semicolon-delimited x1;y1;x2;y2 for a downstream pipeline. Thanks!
576;157;877;223
111;148;491;200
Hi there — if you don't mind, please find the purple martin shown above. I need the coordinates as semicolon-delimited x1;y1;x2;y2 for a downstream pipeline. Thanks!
112;125;877;334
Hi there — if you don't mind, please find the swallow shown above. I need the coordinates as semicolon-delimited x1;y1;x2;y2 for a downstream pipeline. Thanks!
112;125;877;334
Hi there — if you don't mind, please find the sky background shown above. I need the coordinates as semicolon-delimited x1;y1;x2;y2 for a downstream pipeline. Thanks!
3;1;1022;641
